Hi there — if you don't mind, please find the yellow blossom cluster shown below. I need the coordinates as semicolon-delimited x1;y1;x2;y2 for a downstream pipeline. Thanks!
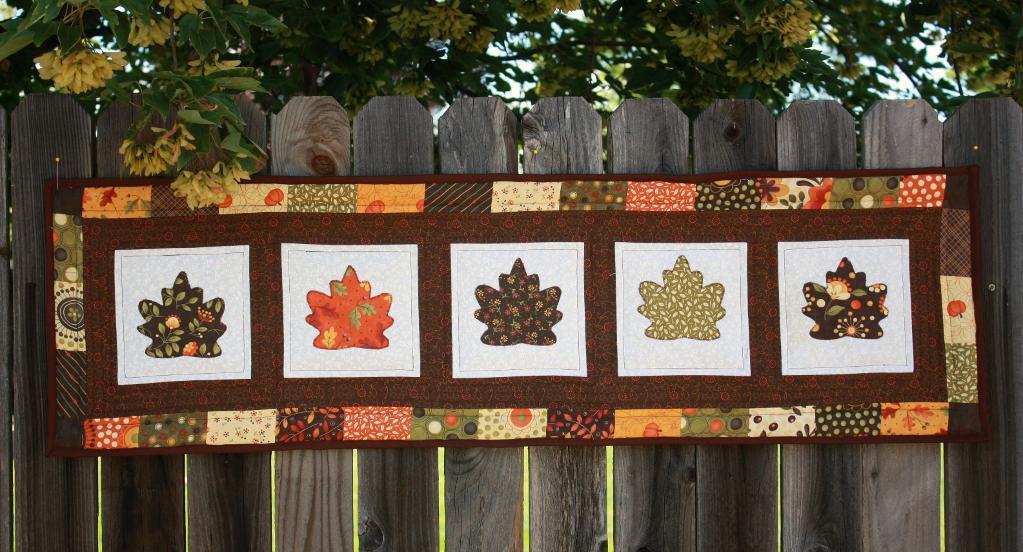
34;49;128;94
667;23;737;64
394;76;434;97
726;51;800;83
456;26;496;53
187;53;242;75
516;0;581;22
755;0;816;47
389;2;476;42
172;160;251;209
128;18;172;47
119;125;196;176
158;0;208;18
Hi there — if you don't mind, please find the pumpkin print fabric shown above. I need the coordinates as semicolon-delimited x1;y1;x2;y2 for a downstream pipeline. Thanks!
638;255;726;341
801;258;888;340
137;271;227;358
305;266;394;350
474;258;563;346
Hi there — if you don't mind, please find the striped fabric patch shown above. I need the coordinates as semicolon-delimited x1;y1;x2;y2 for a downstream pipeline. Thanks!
55;350;87;418
425;182;492;213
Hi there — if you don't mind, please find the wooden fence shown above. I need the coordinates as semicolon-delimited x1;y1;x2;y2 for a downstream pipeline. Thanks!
0;93;1019;551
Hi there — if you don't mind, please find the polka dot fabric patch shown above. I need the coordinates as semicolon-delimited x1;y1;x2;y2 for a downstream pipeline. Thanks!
477;408;547;440
84;417;140;449
411;408;480;440
696;179;762;210
899;174;946;208
814;403;881;437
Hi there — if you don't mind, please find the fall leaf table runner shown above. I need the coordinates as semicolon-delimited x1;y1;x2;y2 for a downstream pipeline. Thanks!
45;168;988;455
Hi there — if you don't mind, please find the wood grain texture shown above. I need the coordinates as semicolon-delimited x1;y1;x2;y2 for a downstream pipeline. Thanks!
608;98;689;174
11;93;97;551
776;100;860;552
693;100;776;174
608;98;696;552
276;450;353;552
439;97;524;552
354;95;439;552
271;96;350;177
944;98;1023;552
522;96;602;175
187;454;271;552
523;97;607;552
96;99;186;552
439;97;518;174
271;96;354;552
354;96;433;176
860;99;942;552
0;106;10;552
692;99;776;552
187;97;272;552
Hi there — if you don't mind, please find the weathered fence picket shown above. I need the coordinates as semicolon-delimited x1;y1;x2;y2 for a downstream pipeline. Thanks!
776;100;860;551
272;96;355;552
860;99;942;550
96;98;187;552
0;106;9;552
11;94;98;550
354;96;440;552
693;100;778;551
439;97;525;552
944;98;1023;551
523;97;609;552
1;93;1020;551
186;96;273;552
609;98;696;552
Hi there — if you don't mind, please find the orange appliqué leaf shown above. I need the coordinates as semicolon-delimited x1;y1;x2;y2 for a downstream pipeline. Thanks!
306;266;394;350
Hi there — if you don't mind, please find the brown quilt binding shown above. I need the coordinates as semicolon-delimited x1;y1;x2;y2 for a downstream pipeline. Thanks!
44;167;988;456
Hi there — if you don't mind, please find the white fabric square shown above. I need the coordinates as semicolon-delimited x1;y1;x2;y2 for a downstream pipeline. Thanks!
114;246;251;384
281;243;420;378
778;239;914;375
450;242;586;378
615;242;750;376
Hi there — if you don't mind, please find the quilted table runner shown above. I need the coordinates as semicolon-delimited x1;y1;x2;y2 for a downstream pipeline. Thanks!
46;168;987;455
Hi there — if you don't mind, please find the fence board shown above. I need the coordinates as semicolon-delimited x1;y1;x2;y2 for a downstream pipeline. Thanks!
439;97;524;552
522;96;608;552
692;99;776;551
271;96;350;177
95;98;186;552
608;98;696;552
776;100;860;551
354;96;439;552
944;97;1023;551
0;106;9;552
860;99;943;551
272;96;355;552
187;96;272;552
11;93;97;551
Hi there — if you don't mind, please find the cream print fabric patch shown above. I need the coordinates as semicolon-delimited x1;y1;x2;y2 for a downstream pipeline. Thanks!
616;242;751;377
778;239;914;375
114;246;252;385
281;243;420;378
450;242;587;378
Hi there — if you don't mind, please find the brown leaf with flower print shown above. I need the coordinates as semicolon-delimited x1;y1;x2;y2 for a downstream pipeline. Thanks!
801;257;888;340
473;258;562;346
137;271;226;358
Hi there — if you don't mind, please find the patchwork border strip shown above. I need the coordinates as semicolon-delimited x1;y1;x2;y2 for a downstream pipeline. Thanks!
46;168;988;455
